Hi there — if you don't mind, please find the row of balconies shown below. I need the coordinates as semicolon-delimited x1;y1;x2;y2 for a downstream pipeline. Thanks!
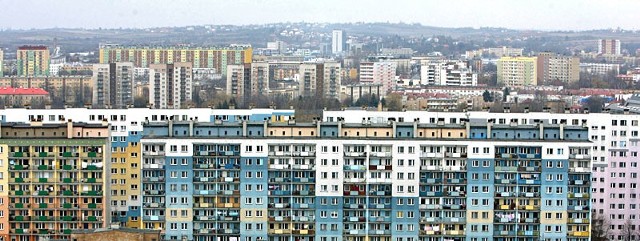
194;151;240;157
419;217;467;223
10;215;102;222
11;228;74;235
10;190;102;196
10;151;101;158
10;177;101;184
267;229;315;235
193;228;241;234
493;230;540;236
493;217;540;223
494;204;541;211
496;153;542;159
194;215;239;222
195;177;240;182
10;164;101;171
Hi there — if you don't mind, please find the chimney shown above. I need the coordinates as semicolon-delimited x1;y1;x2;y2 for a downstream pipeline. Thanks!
584;108;590;114
189;118;194;137
564;107;570;114
337;118;343;137
263;120;269;137
560;122;565;140
392;120;397;138
168;119;173;137
67;119;73;139
487;119;493;139
524;107;529;113
539;122;544;140
315;118;321;138
413;118;419;138
242;120;247;137
102;118;108;127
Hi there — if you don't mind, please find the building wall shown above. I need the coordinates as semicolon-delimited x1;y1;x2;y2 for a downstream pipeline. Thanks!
98;45;252;75
17;47;50;77
139;127;591;241
497;57;538;87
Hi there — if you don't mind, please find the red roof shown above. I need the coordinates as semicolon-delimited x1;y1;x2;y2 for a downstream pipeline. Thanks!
0;87;49;95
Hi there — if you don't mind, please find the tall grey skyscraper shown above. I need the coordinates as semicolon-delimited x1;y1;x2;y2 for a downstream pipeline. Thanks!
332;30;346;54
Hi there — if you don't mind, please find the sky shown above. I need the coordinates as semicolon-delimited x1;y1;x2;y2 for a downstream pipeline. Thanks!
0;0;637;31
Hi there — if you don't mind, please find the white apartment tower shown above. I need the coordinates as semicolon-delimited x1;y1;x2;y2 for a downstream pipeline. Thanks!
332;30;346;54
148;62;193;109
92;62;134;108
420;60;477;86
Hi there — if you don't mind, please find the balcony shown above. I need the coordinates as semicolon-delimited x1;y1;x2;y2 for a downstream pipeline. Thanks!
419;230;441;235
517;166;541;172
343;229;366;235
569;167;590;173
495;166;518;172
518;179;541;185
442;166;466;171
568;193;589;198
444;152;467;158
143;163;165;169
569;205;589;211
143;151;166;156
370;152;392;158
519;205;540;210
570;231;590;237
343;165;367;171
420;166;443;171
569;154;590;160
570;180;589;185
517;230;540;236
368;203;391;209
519;218;540;223
494;217;516;223
444;230;464;235
343;203;365;209
344;177;366;183
419;204;441;210
368;216;391;223
518;192;540;198
344;152;367;157
420;152;444;158
368;230;391;235
443;217;466;223
368;165;392;171
494;230;516;236
444;178;465;184
569;218;590;224
143;177;165;182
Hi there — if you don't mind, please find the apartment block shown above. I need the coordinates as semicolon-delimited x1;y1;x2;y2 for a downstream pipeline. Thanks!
536;53;580;84
149;62;193;109
0;121;110;241
597;39;622;56
359;62;397;93
98;44;252;75
497;57;538;87
299;62;341;100
17;46;50;77
250;62;270;97
138;118;590;241
0;108;294;230
226;64;251;104
92;63;134;108
420;60;477;86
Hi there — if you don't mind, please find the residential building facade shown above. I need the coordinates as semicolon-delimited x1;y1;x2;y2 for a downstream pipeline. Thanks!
299;62;341;100
420;60;477;86
597;39;622;55
536;53;580;84
359;62;397;94
139;118;591;241
17;46;50;77
92;63;134;108
149;62;193;109
497;57;538;87
98;44;252;75
0;121;110;241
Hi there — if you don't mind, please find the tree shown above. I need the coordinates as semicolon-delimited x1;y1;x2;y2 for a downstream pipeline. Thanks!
502;87;511;102
582;95;605;113
621;219;639;241
482;90;494;102
591;213;611;241
384;93;403;111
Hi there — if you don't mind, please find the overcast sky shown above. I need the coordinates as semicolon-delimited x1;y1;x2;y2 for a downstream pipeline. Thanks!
0;0;637;30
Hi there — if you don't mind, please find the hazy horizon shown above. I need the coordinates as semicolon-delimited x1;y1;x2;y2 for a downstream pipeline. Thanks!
0;0;638;31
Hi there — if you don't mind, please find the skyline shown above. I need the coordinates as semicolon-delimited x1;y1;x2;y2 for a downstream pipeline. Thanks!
0;0;638;31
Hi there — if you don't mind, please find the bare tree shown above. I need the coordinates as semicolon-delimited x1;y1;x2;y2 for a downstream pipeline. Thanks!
591;213;611;241
621;219;639;241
